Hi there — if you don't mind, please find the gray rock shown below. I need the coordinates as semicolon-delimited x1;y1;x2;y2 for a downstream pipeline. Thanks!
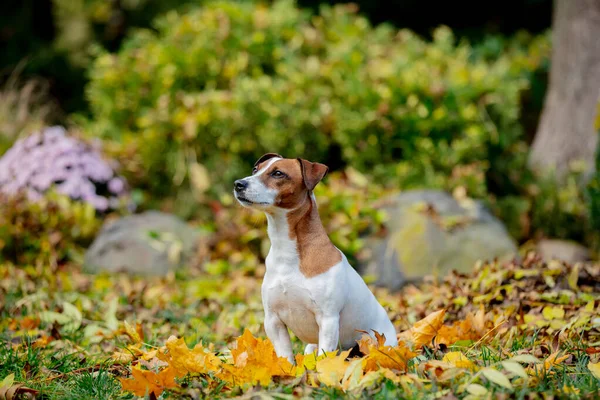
84;211;203;275
537;239;590;263
360;190;518;290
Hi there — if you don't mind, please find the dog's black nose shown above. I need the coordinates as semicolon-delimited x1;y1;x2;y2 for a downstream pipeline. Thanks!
234;179;248;192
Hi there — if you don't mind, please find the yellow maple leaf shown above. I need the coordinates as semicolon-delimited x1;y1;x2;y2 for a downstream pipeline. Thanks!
157;336;222;378
363;342;416;372
398;309;446;347
294;351;319;376
442;351;476;371
119;365;178;397
356;330;416;373
316;349;352;388
217;329;295;387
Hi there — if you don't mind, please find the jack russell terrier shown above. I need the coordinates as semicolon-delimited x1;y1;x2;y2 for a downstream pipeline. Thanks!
233;153;398;363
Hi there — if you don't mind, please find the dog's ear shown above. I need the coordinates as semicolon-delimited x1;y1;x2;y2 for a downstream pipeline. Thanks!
297;158;329;191
253;153;283;172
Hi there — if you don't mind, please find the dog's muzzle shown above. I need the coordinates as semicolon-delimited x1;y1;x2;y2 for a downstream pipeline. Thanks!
234;179;248;193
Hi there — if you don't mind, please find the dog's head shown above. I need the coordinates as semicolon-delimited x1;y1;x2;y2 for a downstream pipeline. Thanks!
233;153;329;211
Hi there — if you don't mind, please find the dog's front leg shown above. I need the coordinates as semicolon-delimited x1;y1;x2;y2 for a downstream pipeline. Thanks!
264;312;294;364
316;314;340;355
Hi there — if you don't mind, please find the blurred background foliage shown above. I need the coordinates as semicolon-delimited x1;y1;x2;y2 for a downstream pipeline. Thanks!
1;0;599;267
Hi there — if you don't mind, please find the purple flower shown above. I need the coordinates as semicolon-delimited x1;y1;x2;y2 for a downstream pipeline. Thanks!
0;126;131;212
108;177;125;194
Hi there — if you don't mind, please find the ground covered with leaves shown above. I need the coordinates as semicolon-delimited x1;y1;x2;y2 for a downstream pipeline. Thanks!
1;253;600;399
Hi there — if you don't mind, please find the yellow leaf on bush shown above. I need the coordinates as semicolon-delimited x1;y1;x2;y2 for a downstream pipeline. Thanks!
119;365;178;397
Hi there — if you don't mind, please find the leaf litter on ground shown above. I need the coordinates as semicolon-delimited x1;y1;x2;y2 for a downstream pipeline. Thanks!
1;251;600;399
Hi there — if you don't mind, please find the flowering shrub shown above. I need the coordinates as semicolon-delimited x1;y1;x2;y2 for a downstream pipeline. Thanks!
0;126;130;212
0;191;101;265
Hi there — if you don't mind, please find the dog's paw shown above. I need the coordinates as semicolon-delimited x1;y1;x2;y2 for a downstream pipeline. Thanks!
304;343;318;355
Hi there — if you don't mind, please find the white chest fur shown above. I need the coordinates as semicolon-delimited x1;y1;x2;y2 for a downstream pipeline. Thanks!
261;210;398;363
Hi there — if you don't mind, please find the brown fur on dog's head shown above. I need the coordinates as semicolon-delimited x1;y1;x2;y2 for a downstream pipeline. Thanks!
249;153;328;209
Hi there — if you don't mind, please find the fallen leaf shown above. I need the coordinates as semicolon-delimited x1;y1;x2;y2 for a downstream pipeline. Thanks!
32;335;54;348
158;336;221;377
217;329;295;387
587;361;600;380
542;306;565;321
399;309;446;347
362;343;416;372
466;383;488;396
0;374;40;400
509;354;541;364
543;351;569;373
315;350;352;388
341;358;364;391
481;367;513;390
442;351;476;371
119;365;178;397
501;361;528;379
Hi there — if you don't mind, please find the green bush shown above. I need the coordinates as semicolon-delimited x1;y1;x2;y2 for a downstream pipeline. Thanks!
82;0;549;203
0;191;102;266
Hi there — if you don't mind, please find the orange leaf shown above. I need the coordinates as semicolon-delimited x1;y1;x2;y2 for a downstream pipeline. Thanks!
217;329;295;387
543;351;569;372
20;317;40;330
32;335;54;349
119;365;178;397
435;315;483;346
398;310;446;347
362;342;416;372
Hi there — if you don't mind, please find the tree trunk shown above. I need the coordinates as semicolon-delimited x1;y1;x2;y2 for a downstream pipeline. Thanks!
528;0;600;180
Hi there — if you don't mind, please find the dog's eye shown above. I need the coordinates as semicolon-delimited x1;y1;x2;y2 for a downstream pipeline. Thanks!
252;167;258;174
271;170;284;178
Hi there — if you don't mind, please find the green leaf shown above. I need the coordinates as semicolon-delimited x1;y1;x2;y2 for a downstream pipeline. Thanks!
481;368;513;390
61;301;83;332
0;373;14;389
509;354;541;364
39;311;71;326
501;361;528;379
466;383;488;396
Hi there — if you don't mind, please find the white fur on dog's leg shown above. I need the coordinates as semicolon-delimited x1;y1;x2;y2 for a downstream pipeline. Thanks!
264;312;294;364
304;343;318;355
317;315;340;355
